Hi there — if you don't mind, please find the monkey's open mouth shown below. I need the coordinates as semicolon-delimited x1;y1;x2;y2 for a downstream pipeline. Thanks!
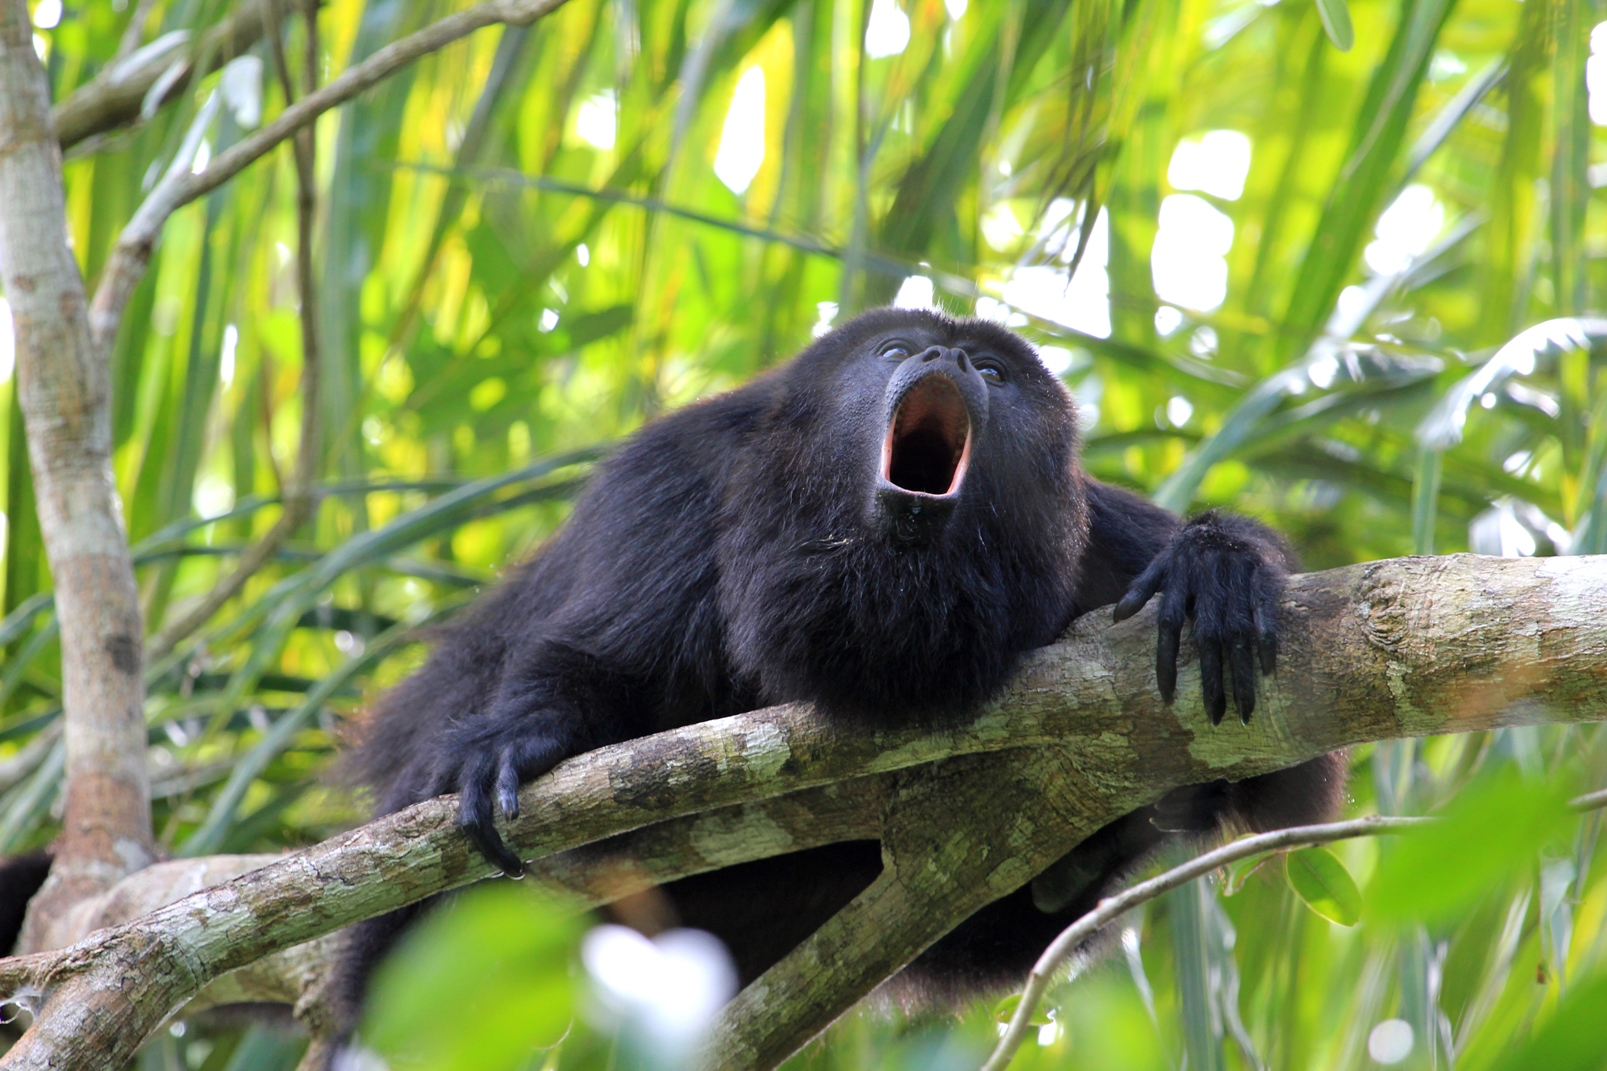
882;375;973;497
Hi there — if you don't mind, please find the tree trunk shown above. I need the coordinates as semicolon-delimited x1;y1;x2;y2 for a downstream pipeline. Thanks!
0;0;155;940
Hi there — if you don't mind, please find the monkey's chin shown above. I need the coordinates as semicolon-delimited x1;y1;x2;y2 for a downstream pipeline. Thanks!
873;482;960;544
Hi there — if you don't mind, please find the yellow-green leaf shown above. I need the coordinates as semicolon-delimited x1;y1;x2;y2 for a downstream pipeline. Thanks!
1285;847;1362;926
1315;0;1354;51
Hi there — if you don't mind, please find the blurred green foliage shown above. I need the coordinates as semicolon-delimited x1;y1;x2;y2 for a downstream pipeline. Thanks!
7;0;1607;1065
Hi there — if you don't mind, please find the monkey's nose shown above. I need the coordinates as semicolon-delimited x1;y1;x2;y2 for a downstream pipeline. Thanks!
915;346;973;371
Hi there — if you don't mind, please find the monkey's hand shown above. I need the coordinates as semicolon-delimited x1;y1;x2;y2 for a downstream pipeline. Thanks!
1111;511;1288;725
433;713;577;878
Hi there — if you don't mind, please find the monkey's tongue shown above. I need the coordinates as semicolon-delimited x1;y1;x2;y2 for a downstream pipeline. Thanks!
884;376;972;496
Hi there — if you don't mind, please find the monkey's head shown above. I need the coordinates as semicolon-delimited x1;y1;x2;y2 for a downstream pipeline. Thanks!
718;307;1089;722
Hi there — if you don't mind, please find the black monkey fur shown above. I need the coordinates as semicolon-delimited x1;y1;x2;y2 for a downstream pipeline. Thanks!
332;307;1346;1021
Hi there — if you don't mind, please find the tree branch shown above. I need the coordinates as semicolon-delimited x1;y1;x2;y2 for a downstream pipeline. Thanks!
1;553;1605;1069
0;0;155;935
52;0;272;151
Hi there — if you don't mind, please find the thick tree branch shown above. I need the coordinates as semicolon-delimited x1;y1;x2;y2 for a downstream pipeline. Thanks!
1;553;1606;1070
0;0;155;934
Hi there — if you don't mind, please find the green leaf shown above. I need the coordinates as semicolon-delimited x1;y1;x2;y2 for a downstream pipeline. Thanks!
1284;847;1362;926
1314;0;1354;51
1367;767;1579;927
1481;971;1607;1071
1222;853;1270;896
364;884;583;1071
993;993;1056;1027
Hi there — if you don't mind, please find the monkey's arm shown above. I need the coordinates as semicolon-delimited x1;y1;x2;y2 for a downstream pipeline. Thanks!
421;398;760;876
1081;480;1292;725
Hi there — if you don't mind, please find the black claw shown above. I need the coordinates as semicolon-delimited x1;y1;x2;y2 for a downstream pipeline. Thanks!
1113;593;1142;622
1200;639;1226;726
1157;624;1180;704
1230;635;1257;724
459;795;524;876
466;820;525;878
1259;633;1277;676
460;762;525;877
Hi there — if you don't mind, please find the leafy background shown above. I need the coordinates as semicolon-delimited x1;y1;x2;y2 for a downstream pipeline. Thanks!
5;0;1607;1066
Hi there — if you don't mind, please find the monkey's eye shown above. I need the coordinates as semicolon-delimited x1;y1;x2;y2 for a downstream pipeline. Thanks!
880;342;913;360
975;359;1008;382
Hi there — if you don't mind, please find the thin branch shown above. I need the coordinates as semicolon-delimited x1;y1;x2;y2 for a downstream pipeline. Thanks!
148;0;323;662
980;816;1432;1071
113;0;161;61
88;0;574;360
1572;787;1607;811
53;0;273;149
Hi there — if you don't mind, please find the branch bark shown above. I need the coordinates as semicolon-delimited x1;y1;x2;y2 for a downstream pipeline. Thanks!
0;0;155;935
1;554;1605;1070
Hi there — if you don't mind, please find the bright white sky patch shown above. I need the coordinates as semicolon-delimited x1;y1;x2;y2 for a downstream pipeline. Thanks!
575;91;617;150
1166;396;1193;427
1154;305;1183;336
1167;130;1252;202
714;67;766;195
32;0;59;28
981;202;1023;251
945;0;968;18
813;301;840;337
865;0;911;58
0;299;12;383
194;474;235;521
1365;184;1444;275
1000;209;1111;338
1038;346;1073;375
1152;194;1233;311
583;925;738;1051
894;275;935;309
1589;23;1607;125
219;324;238;388
1368;1019;1414;1065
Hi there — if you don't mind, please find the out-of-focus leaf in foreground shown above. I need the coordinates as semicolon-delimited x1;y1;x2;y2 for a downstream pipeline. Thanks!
363;884;582;1071
1366;767;1578;927
1479;971;1607;1071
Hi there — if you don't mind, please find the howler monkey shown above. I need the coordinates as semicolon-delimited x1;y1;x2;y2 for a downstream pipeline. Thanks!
335;307;1346;1019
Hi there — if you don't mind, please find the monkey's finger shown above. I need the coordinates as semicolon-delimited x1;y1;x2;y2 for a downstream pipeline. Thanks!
1156;582;1188;704
459;758;524;878
1114;557;1170;622
1254;576;1280;675
1200;637;1227;726
1229;633;1257;724
496;749;522;820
